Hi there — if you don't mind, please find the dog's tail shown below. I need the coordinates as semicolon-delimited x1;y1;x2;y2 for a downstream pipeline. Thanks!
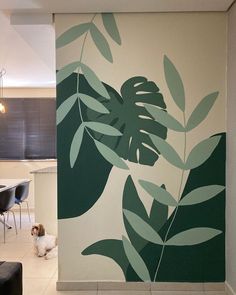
45;245;58;260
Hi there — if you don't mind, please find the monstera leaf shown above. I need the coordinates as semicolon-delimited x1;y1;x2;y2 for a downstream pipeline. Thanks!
85;76;167;166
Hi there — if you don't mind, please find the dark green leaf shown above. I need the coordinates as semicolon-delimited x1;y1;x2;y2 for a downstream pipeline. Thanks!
85;76;167;166
102;13;121;45
166;228;222;246
164;55;185;111
57;93;78;125
186;92;219;131
56;23;91;49
122;236;151;282
82;239;129;277
90;24;113;63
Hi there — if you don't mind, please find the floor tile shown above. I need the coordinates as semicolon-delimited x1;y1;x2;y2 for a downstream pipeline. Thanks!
45;278;98;295
98;291;151;295
23;278;51;295
22;256;57;278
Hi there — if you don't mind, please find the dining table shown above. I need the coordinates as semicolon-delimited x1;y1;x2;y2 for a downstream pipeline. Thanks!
0;178;31;228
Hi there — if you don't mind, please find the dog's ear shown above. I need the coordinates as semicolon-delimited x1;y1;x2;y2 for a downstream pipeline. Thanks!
38;224;45;236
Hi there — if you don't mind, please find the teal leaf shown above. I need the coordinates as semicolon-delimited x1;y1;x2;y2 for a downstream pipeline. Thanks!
94;140;129;170
80;63;110;99
185;92;219;131
56;23;91;49
102;13;121;45
79;93;109;114
90;24;113;63
123;209;163;245
85;121;122;136
139;180;178;207
122;236;151;282
166;227;222;246
57;62;80;85
150;134;185;169
164;55;185;111
179;185;225;206
145;104;185;132
185;136;221;170
70;123;85;168
57;93;78;125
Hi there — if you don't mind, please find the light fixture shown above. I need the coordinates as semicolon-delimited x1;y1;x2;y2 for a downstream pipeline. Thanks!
0;68;6;114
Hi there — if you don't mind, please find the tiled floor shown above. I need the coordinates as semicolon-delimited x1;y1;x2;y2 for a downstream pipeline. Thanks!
0;212;227;295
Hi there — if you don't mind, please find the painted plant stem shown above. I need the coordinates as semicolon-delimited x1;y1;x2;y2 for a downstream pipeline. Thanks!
76;13;97;140
153;112;187;282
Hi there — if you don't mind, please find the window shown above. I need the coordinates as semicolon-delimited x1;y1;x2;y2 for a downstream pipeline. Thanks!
0;98;56;159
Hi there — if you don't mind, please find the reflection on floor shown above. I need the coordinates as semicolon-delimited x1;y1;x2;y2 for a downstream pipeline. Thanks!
0;212;226;295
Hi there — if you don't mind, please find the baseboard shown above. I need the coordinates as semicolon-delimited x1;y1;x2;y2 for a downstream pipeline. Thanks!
56;281;225;292
226;282;236;295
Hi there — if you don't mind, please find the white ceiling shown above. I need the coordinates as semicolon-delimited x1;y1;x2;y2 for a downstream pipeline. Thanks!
0;0;235;88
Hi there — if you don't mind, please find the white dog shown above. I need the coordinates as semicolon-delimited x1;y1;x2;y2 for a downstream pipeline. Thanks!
31;224;57;259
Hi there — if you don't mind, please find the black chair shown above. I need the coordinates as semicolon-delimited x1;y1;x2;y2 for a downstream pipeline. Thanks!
0;187;18;243
15;181;31;228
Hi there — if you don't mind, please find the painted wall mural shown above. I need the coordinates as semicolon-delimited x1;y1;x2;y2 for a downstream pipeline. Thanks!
56;13;226;282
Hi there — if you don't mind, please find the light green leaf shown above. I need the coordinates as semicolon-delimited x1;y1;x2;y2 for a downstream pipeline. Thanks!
85;122;122;136
166;227;222;246
57;94;78;125
80;63;110;99
185;136;221;170
57;62;80;85
150;134;185;169
185;92;219;131
79;93;109;114
56;23;91;49
179;185;225;206
102;13;121;45
139;180;178;207
164;55;185;111
145;104;185;132
122;236;151;282
90;24;113;63
123;209;163;245
70;123;85;168
94;140;129;170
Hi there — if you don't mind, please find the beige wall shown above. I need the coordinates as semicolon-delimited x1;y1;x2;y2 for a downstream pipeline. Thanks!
56;12;226;282
227;2;236;293
4;87;56;98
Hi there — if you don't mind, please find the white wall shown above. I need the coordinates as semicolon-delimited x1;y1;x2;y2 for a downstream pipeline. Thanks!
226;2;236;293
0;160;57;209
0;87;57;209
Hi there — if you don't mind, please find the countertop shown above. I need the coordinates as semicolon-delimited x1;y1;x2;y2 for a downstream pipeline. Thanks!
30;166;57;174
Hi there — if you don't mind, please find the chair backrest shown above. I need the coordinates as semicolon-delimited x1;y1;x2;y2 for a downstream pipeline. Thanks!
15;182;30;202
0;187;16;213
